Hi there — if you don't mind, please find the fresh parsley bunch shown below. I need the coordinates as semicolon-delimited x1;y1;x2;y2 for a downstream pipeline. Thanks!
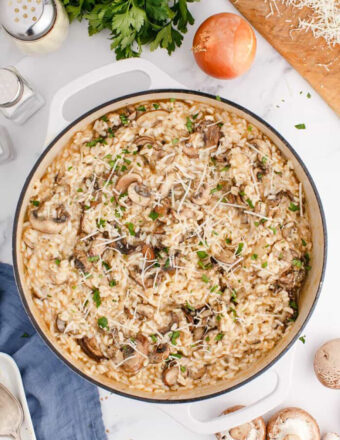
61;0;200;59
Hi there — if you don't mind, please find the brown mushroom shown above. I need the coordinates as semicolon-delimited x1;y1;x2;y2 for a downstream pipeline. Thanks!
190;365;207;380
314;339;340;389
114;238;139;255
134;136;156;147
88;236;106;258
159;174;176;199
55;315;67;333
216;405;266;440
128;182;152;206
137;110;169;127
191;184;210;205
141;244;155;260
182;132;204;158
79;336;105;361
120;334;149;374
136;304;155;319
267;407;320;440
29;204;70;234
115;173;142;194
149;343;170;364
204;124;221;147
162;364;179;387
159;311;180;334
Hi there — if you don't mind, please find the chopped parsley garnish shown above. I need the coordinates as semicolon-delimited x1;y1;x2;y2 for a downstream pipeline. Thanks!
97;218;106;228
210;183;223;194
88;256;99;262
221;165;231;172
153;103;160;109
231;289;238;304
302;238;307;246
21;332;30;338
215;332;224;341
126;222;135;236
92;288;101;308
171;352;182;359
30;200;40;207
109;279;117;287
261;261;268;268
270;226;277;235
295;123;306;130
55;258;61;265
180;366;186;373
120;113;129;125
197;251;208;260
299;335;306;344
289;202;299;212
150;334;158;343
201;274;210;283
262;156;268;164
119;191;128;200
216;314;222;321
192;112;199;119
172;138;179;145
247;125;253;131
149;210;159;221
164;258;170;269
246;198;254;209
225;237;232;244
289;300;298;310
185;301;195;312
86;137;107;147
235;242;244;256
137;105;146;111
67;166;73;171
77;188;83;192
292;258;303;268
216;95;221;101
251;253;258;260
186;117;193;133
100;115;109;122
170;331;180;345
307;93;311;99
170;98;176;103
102;261;110;271
97;316;108;329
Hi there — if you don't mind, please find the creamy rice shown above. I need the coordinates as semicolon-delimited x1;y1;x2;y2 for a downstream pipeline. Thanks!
21;99;311;393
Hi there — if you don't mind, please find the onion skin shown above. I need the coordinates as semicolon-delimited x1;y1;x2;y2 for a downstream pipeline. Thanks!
193;13;257;79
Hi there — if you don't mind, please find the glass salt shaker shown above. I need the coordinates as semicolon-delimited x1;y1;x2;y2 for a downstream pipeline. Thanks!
0;126;14;164
0;67;44;125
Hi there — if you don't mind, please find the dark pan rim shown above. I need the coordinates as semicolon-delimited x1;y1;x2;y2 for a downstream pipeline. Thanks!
12;89;328;404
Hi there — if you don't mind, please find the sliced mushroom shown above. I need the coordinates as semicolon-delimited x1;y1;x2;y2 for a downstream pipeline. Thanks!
204;124;221;147
183;132;204;158
159;311;180;334
128;182;152;206
79;336;105;361
136;304;155;319
149;343;170;364
115;173;142;194
162;364;179;387
73;252;90;274
216;405;266;440
128;267;156;289
89;236;106;258
159;174;176;198
137;110;169;127
120;334;149;374
251;138;271;162
267;407;320;440
55;314;67;333
29;204;70;234
114;238;139;255
135;136;156;147
192;184;210;205
154;198;171;220
141;244;155;260
278;268;305;290
190;365;207;380
314;339;340;389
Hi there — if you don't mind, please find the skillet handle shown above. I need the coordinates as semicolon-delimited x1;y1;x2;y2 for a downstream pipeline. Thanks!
155;349;295;435
46;58;185;142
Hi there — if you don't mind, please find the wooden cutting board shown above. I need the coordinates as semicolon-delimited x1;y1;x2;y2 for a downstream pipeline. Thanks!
230;0;340;115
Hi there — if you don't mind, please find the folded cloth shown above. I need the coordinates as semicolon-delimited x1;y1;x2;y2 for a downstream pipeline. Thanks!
0;263;107;440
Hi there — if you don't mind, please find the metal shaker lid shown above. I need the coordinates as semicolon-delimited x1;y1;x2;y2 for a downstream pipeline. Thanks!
0;0;56;41
0;69;23;107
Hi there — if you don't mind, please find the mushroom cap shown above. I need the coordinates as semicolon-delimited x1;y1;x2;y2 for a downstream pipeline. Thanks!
215;405;266;440
314;339;340;389
267;407;320;440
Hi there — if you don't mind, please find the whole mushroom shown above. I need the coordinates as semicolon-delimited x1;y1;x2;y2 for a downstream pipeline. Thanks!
314;339;340;389
267;407;320;440
216;405;266;440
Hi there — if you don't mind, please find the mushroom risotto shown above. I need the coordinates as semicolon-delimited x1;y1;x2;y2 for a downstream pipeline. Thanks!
21;99;312;393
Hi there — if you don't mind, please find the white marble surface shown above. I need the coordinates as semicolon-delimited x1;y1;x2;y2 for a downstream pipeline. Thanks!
1;0;340;438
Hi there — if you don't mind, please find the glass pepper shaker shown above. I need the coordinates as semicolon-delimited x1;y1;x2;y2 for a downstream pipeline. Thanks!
0;67;44;125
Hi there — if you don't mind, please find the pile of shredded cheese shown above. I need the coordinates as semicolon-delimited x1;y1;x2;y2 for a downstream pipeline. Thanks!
282;0;340;46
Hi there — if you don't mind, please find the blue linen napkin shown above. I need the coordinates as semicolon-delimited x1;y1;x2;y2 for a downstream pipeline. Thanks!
0;263;107;440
